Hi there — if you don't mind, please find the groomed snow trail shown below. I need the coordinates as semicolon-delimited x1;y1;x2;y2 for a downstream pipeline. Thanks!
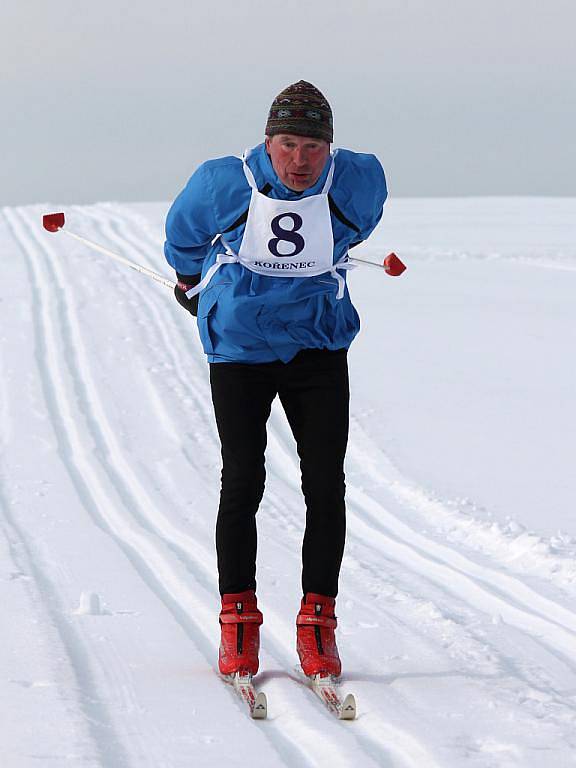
1;201;575;767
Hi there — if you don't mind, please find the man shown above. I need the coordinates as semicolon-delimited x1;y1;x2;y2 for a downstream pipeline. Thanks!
164;81;387;680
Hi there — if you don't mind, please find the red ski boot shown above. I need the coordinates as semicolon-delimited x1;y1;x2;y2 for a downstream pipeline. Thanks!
296;593;341;678
218;590;263;676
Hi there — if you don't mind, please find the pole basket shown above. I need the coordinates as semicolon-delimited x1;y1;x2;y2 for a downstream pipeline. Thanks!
383;252;406;276
43;212;65;232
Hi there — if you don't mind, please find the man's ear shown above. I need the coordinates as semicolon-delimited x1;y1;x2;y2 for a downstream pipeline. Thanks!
265;135;271;152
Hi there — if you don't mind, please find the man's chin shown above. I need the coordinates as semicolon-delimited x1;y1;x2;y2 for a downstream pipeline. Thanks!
286;175;313;191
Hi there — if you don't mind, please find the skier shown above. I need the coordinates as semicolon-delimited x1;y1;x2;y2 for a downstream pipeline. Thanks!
164;81;387;681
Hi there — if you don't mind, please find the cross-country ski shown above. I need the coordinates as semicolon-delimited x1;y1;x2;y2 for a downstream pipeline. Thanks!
224;673;268;720
308;675;356;720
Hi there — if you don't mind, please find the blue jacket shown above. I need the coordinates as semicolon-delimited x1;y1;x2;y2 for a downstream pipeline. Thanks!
164;143;387;363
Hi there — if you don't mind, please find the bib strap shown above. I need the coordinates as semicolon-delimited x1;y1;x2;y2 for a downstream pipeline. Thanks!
321;151;337;194
329;255;356;300
187;246;355;301
185;239;238;298
242;147;259;190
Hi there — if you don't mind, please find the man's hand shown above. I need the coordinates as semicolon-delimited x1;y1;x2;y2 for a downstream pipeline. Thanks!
174;273;201;316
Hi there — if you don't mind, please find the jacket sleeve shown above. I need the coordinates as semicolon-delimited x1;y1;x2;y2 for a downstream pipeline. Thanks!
356;154;388;242
164;162;218;276
329;151;388;248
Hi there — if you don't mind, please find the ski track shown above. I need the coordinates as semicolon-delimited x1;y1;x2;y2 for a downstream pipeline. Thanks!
269;405;576;697
110;203;576;756
347;417;576;595
80;210;576;760
8;207;325;768
106;206;463;765
0;500;110;768
269;402;576;644
3;209;135;768
7;206;400;768
87;208;444;767
41;204;435;768
62;207;570;757
78;205;422;768
5;203;576;766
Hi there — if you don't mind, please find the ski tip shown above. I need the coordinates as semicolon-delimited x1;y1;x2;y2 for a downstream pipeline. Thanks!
383;252;407;276
43;212;65;232
251;691;267;719
339;693;356;720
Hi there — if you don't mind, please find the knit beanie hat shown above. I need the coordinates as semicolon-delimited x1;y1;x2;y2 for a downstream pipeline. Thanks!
265;80;333;143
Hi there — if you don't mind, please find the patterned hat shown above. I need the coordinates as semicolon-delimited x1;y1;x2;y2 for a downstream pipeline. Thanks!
265;80;333;143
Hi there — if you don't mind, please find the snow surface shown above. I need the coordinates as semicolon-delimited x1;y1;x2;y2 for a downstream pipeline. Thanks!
1;198;575;767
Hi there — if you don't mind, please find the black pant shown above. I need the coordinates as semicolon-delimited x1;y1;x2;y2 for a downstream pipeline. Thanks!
209;348;349;598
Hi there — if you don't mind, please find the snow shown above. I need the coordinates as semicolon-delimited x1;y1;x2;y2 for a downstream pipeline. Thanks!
1;198;576;767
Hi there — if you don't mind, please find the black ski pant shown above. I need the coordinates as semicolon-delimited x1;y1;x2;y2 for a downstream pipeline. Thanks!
209;348;349;598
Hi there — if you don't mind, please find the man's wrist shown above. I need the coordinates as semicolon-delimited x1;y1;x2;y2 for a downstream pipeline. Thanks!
175;272;201;295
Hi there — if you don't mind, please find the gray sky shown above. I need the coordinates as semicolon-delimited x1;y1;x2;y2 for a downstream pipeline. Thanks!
2;0;575;205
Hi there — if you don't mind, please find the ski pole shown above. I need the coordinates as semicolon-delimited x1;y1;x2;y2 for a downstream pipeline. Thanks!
42;212;407;282
42;212;176;290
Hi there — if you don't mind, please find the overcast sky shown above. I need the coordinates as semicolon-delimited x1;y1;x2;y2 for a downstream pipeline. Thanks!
2;0;575;205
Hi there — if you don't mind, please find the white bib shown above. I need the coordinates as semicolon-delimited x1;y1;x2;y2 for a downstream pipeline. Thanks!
185;147;355;300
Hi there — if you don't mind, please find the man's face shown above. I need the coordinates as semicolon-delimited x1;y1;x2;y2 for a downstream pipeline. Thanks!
265;134;330;192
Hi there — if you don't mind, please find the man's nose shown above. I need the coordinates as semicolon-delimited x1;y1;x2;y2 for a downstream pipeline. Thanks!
292;146;308;166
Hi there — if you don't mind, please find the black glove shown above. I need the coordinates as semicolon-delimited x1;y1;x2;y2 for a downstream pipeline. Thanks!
174;272;201;316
